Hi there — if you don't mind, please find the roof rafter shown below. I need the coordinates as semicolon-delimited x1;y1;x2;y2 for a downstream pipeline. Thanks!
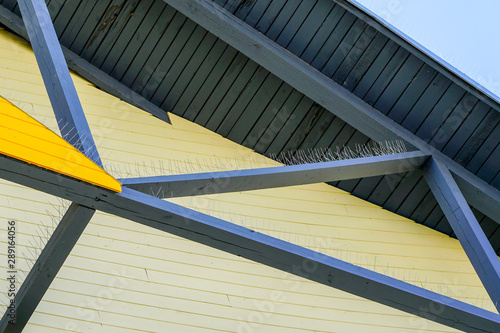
17;0;102;165
0;155;499;332
0;203;95;333
424;158;500;313
121;151;428;198
161;0;500;225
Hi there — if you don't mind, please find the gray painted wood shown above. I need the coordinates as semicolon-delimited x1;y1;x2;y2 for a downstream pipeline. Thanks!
424;157;500;312
352;40;399;98
92;0;153;69
332;25;378;85
286;1;334;57
0;154;499;333
281;103;325;152
464;120;500;174
264;95;314;154
81;0;140;61
430;93;479;151
170;34;222;114
477;144;500;183
159;27;214;109
227;74;285;143
387;63;437;123
442;102;490;158
454;109;499;167
415;86;466;144
136;15;195;99
311;13;357;71
274;0;316;48
322;19;367;78
253;90;304;153
106;0;167;77
363;47;409;105
374;54;424;114
0;203;95;333
52;0;81;37
262;0;301;40
0;0;17;11
121;151;429;197
146;21;206;103
0;5;170;123
216;68;271;136
296;111;336;151
18;0;102;165
253;0;284;33
300;4;344;63
242;83;295;149
182;44;239;120
204;60;260;131
314;116;348;150
194;52;250;125
342;32;388;91
396;177;430;218
410;190;438;224
383;172;423;212
58;0;99;47
402;73;452;133
332;0;500;112
243;0;271;27
69;0;113;54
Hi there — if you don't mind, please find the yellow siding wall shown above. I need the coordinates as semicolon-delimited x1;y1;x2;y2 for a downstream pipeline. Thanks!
0;28;495;332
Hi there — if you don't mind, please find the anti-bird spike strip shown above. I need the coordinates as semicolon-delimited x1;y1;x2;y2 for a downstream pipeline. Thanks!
270;140;408;165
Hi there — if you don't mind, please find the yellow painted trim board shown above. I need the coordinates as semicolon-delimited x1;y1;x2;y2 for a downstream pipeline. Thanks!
0;96;121;192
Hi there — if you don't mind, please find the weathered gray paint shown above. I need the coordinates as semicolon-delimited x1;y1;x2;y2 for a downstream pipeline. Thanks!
0;4;170;123
0;154;499;332
0;203;95;333
121;151;429;198
17;0;102;165
424;158;500;312
162;0;500;225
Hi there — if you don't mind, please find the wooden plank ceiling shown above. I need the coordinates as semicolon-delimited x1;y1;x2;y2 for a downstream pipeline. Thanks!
1;0;499;253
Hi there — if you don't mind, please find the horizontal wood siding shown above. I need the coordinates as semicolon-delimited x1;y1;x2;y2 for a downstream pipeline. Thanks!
0;27;497;332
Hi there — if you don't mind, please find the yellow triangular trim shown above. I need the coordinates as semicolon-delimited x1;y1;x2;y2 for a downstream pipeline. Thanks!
0;96;121;192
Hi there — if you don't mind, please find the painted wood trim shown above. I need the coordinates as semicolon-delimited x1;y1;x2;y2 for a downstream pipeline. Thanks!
0;203;95;333
162;0;500;225
121;151;428;198
0;154;499;332
424;157;500;313
0;4;170;124
17;0;102;166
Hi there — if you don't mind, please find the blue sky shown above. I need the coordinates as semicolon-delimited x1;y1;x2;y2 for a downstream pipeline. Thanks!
353;0;500;101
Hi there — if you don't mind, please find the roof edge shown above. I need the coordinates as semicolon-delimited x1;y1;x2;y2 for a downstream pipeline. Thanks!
335;0;500;111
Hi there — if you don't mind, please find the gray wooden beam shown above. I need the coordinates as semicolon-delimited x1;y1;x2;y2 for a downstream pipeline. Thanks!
162;0;500;225
17;0;102;165
121;151;428;198
0;154;499;332
0;4;170;124
0;203;95;333
424;158;500;313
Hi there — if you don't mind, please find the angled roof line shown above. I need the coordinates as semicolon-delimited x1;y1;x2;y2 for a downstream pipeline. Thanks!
1;154;499;332
333;0;500;111
424;157;500;312
162;0;500;224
